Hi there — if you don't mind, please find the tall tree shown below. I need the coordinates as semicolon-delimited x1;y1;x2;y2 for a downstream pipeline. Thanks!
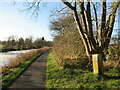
25;37;33;49
33;38;44;48
22;0;119;61
17;37;25;50
4;0;117;75
60;0;119;60
6;35;17;49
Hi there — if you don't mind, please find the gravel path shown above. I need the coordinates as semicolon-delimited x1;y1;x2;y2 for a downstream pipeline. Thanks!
8;51;49;89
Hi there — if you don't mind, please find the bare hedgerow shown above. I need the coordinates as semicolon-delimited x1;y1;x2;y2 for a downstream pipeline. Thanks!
51;15;88;69
104;44;120;70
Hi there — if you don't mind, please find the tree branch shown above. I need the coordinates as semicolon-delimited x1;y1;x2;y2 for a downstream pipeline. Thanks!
92;2;99;45
60;0;75;11
86;1;97;52
103;1;120;48
100;0;106;46
77;2;88;34
77;2;93;52
73;9;91;58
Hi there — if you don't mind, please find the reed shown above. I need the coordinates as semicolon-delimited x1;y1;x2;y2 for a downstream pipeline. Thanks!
2;47;50;73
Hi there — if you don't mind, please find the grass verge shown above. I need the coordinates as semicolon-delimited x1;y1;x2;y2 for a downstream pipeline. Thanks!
46;53;120;88
2;48;49;89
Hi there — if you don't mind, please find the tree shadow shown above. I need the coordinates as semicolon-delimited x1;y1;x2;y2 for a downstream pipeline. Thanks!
103;74;120;80
63;64;80;69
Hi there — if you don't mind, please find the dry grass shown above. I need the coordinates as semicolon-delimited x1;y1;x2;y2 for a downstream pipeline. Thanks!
104;60;120;70
2;47;50;73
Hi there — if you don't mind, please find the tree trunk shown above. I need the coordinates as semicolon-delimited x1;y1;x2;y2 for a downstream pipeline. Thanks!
60;0;119;61
73;10;92;60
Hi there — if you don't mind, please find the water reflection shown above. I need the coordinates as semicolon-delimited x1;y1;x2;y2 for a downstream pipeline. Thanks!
0;49;36;66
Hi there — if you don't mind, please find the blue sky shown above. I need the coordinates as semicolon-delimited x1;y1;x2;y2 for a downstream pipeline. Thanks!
0;1;119;41
0;1;62;41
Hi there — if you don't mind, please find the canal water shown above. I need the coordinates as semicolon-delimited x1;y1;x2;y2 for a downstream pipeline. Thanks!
0;49;37;66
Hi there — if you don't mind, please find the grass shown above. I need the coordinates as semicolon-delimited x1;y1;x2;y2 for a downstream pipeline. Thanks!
0;45;5;49
1;47;49;89
46;53;120;88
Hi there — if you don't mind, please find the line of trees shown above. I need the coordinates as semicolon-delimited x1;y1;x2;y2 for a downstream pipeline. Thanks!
0;36;52;50
22;1;119;69
22;0;119;62
2;1;119;72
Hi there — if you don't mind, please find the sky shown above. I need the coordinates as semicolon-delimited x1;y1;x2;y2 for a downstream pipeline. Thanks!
0;1;62;41
0;1;119;41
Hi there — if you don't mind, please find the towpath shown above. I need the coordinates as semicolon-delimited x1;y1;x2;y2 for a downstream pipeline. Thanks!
8;51;49;89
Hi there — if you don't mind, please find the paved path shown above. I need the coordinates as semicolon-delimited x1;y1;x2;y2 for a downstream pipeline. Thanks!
9;51;49;89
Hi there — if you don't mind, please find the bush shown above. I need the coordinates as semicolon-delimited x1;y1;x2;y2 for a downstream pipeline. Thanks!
107;44;120;61
51;15;88;68
52;31;88;68
104;44;120;70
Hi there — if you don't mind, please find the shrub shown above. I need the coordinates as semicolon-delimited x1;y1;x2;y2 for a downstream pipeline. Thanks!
51;15;88;68
52;32;88;68
107;44;120;61
104;44;120;70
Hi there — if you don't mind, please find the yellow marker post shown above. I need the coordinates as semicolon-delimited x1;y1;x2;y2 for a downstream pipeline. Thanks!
92;54;103;75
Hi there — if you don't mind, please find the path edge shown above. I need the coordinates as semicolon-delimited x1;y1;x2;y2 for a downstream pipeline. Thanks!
3;49;50;90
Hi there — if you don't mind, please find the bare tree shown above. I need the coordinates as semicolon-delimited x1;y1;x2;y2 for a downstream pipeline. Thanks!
17;37;25;50
6;35;17;49
3;0;117;75
60;0;119;61
33;38;44;48
22;0;119;61
25;37;33;49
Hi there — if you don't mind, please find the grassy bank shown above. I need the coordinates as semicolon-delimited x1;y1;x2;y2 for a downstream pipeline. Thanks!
0;45;3;48
0;45;5;52
2;48;49;89
0;48;18;52
46;53;120;88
